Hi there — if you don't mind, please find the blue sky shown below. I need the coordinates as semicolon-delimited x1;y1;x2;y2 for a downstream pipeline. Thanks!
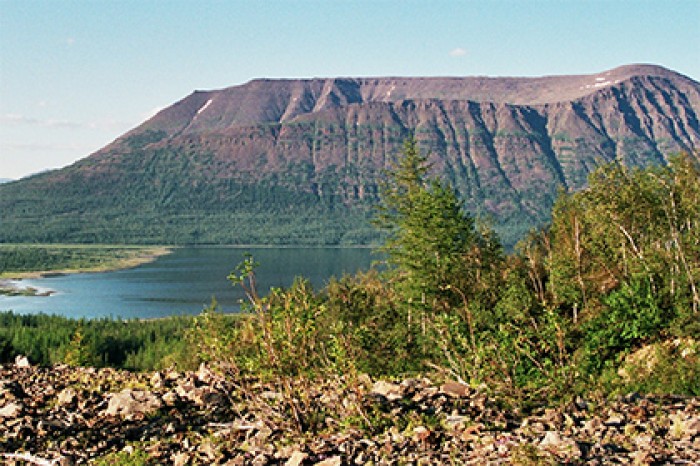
1;0;699;180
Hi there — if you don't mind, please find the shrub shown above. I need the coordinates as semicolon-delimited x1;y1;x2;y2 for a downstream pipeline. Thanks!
580;277;668;373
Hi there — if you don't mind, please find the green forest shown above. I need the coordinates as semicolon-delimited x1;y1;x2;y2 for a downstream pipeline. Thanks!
0;311;192;370
0;131;537;248
0;244;169;278
0;141;382;246
1;139;699;411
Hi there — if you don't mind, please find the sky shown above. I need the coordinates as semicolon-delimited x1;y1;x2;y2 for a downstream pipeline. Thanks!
1;0;699;180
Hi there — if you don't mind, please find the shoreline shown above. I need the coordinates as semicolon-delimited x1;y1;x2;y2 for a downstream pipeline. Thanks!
0;247;173;295
0;280;55;297
0;243;374;281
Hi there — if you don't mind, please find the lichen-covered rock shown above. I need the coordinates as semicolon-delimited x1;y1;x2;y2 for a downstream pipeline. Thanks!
370;380;403;401
103;389;162;419
0;362;698;465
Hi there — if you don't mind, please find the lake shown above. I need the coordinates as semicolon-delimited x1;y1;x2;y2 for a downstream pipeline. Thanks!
0;247;375;319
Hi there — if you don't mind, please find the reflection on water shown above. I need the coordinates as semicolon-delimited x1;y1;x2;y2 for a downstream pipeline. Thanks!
0;247;374;319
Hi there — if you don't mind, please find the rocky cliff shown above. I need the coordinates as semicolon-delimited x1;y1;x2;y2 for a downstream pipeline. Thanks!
1;64;698;246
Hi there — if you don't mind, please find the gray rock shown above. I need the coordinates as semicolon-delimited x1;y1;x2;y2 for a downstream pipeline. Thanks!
0;401;22;418
285;450;307;466
56;387;77;406
540;430;581;457
371;380;403;401
315;456;342;466
252;454;269;466
14;355;31;368
684;416;700;438
103;389;162;418
162;391;179;406
445;414;470;430
172;452;190;466
196;363;220;384
440;381;470;398
540;430;563;447
604;414;625;427
150;371;164;389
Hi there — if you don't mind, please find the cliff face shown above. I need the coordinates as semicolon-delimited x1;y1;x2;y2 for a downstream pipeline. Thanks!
1;65;698;246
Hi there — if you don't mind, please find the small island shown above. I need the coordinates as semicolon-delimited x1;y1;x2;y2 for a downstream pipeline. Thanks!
0;281;54;297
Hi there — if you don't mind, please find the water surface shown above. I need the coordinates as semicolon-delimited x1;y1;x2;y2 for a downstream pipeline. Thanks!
0;247;374;319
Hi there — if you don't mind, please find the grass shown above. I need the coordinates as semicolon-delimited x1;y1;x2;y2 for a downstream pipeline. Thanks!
0;244;173;279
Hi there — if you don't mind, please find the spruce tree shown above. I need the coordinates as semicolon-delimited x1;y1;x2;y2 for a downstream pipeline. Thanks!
375;137;477;312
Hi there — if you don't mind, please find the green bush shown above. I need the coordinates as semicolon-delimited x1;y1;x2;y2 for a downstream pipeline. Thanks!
581;278;668;373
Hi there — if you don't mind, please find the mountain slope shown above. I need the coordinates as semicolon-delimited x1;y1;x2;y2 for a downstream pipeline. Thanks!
1;64;698;246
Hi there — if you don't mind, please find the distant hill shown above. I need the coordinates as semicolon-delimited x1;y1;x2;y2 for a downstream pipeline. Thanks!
0;179;12;184
1;64;698;246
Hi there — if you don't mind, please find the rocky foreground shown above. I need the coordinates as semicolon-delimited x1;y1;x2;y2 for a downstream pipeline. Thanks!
1;357;699;465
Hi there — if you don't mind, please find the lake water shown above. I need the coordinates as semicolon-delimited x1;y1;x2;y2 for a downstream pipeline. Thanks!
0;247;375;320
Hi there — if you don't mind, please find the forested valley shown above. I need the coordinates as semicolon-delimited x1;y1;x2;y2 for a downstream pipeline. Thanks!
2;140;700;464
2;140;698;403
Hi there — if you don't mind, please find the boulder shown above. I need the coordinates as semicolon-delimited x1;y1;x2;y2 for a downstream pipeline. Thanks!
56;387;78;407
285;450;307;466
0;401;23;418
371;380;403;401
540;431;581;457
440;381;471;398
14;355;31;368
103;389;162;419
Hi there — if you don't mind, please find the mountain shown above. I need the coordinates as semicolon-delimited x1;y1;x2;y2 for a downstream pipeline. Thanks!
1;64;698;247
0;179;12;184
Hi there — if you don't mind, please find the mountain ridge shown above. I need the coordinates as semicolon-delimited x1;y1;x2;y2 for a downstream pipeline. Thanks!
133;64;697;134
1;64;698;246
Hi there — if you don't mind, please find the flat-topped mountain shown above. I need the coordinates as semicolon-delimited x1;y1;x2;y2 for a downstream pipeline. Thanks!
1;64;698;246
134;64;697;130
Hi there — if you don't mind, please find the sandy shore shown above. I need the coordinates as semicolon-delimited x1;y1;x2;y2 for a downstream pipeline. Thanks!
0;247;172;280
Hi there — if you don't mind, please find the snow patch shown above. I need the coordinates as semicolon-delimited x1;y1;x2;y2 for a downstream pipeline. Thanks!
581;79;613;90
195;99;213;116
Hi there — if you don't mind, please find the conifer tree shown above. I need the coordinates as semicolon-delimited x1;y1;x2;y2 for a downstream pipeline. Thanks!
375;137;478;312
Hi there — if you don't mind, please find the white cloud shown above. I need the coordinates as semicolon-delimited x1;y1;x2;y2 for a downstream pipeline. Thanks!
0;113;82;129
46;118;82;129
1;113;131;131
449;47;468;57
87;118;132;131
0;141;94;152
